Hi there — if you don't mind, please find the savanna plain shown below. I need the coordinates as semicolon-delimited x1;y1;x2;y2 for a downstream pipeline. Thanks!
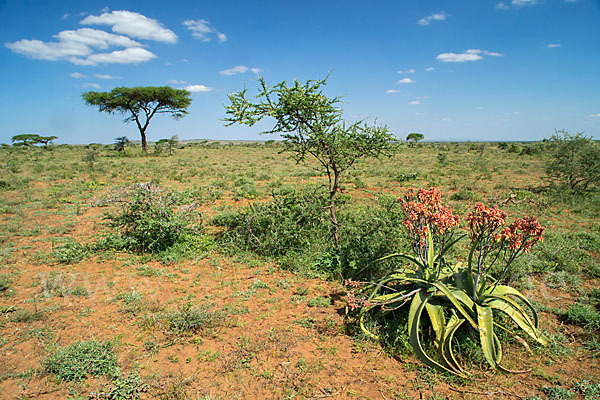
0;140;599;400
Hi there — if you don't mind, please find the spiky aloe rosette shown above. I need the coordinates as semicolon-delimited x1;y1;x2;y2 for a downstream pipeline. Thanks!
349;187;548;376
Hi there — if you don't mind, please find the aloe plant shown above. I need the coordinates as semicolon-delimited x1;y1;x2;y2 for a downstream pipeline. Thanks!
349;188;548;376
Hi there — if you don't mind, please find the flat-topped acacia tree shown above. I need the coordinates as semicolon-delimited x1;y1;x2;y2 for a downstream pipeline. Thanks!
83;86;191;153
225;75;396;246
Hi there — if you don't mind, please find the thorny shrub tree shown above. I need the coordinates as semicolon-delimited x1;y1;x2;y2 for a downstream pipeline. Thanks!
224;75;396;246
546;129;600;191
83;87;191;153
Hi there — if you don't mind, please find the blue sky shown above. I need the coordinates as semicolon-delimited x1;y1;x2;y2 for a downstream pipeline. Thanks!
1;0;599;144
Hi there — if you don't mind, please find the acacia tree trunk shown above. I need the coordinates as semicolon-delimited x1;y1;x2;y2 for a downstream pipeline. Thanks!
140;129;148;153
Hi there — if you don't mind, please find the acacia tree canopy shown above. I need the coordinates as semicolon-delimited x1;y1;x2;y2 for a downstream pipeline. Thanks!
406;132;424;143
224;75;397;245
83;86;191;153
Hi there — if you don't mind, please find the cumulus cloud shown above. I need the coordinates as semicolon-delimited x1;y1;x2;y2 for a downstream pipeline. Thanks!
418;11;447;26
425;67;435;72
183;19;226;42
5;12;170;66
5;28;143;62
94;73;121;79
386;89;399;94
547;43;561;48
83;48;157;65
220;65;262;76
397;78;415;84
437;49;502;63
408;100;421;105
184;84;213;92
81;10;177;43
82;82;100;89
70;72;87;78
398;68;415;74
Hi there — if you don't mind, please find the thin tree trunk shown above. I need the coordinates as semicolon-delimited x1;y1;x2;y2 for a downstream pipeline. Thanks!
141;130;148;154
329;169;340;247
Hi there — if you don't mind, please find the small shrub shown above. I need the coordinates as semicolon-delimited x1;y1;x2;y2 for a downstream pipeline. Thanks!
104;372;148;400
212;187;330;266
331;195;408;279
543;386;574;400
545;130;600;191
0;275;10;292
43;340;119;381
450;187;482;201
53;242;89;264
565;303;600;330
104;183;202;254
162;302;226;336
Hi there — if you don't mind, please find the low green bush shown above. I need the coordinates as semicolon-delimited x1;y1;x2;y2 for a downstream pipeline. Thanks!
43;340;119;381
566;303;600;330
212;187;330;263
104;183;202;254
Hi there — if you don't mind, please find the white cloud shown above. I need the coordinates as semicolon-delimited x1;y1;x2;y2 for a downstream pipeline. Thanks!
84;48;157;65
220;65;263;76
183;19;227;42
4;27;156;66
547;43;561;48
438;52;482;62
184;84;213;92
590;113;600;118
56;28;143;49
437;49;502;63
397;78;415;84
397;68;415;74
81;10;177;43
82;82;100;89
408;100;421;105
220;65;248;75
94;73;121;79
425;67;435;72
217;32;227;43
70;72;87;78
497;0;538;9
512;0;537;5
167;79;186;84
418;11;448;26
386;89;399;94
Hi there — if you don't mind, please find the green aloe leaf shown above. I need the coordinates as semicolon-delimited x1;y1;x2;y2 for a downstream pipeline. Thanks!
476;304;497;368
486;285;540;328
425;302;446;348
430;281;478;329
375;252;425;270
408;291;459;375
484;297;549;345
440;312;466;375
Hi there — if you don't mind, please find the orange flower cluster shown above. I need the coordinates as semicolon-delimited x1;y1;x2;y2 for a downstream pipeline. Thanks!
497;216;545;253
399;187;459;245
467;202;507;241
